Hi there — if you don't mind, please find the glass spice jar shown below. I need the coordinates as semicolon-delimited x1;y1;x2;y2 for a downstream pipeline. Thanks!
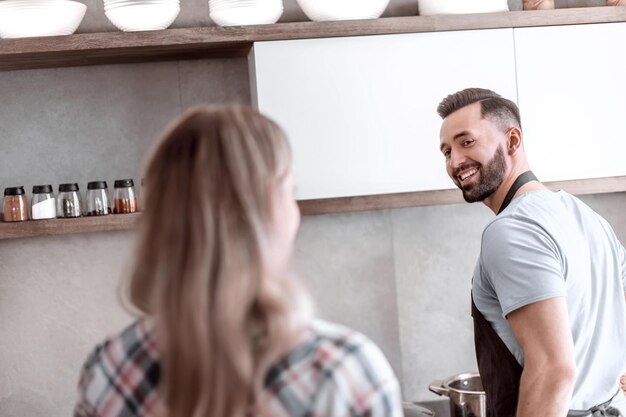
57;183;82;218
31;184;56;220
3;186;28;222
113;179;138;214
85;181;111;216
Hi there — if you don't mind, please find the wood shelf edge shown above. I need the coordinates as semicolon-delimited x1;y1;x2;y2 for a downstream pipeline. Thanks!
0;212;141;240
1;176;624;239
1;6;625;71
298;175;626;216
544;175;626;196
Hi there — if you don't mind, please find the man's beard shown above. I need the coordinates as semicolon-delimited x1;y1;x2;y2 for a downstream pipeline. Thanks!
457;145;507;203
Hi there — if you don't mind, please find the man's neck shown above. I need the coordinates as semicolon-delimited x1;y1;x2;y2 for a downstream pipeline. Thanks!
483;167;545;214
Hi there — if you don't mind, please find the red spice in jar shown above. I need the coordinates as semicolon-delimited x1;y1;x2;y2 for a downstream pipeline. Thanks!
113;198;138;214
3;187;28;222
113;179;138;214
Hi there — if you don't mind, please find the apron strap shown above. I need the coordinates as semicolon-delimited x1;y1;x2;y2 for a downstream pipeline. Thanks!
498;170;538;214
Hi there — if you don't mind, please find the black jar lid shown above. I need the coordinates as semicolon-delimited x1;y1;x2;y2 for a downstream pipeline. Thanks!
59;183;79;192
114;179;134;188
88;181;108;190
4;186;25;196
32;184;53;194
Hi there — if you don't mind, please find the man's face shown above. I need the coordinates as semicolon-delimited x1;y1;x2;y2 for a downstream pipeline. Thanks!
439;102;509;203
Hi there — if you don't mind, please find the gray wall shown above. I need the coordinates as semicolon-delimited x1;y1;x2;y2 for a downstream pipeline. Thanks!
1;1;623;415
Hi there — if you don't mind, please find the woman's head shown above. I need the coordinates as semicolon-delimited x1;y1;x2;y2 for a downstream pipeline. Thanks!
128;105;310;417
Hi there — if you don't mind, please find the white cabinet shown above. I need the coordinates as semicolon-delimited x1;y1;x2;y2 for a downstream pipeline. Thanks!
515;22;626;183
250;29;517;200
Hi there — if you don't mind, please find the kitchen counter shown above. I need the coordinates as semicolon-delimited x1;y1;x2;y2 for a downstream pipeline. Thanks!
412;400;450;417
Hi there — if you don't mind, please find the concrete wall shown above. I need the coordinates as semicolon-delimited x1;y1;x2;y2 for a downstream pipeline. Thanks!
1;1;624;415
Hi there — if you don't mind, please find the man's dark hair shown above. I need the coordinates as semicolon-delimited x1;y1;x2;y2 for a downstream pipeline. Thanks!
437;88;522;132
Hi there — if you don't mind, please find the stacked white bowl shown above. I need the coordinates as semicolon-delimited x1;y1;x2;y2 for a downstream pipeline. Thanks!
0;0;87;38
296;0;390;22
208;0;283;27
417;0;509;16
104;0;180;31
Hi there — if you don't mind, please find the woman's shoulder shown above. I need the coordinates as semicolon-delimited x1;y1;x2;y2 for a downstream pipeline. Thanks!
268;319;397;389
262;319;401;417
309;319;381;353
75;318;160;417
82;318;157;369
309;319;396;376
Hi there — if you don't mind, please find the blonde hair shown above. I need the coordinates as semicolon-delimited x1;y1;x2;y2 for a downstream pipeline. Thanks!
127;105;311;417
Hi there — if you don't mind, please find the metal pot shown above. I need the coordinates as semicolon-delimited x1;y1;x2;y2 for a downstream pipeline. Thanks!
429;372;487;417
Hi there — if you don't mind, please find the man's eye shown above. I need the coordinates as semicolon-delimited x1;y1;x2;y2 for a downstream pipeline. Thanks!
443;150;451;158
463;139;474;146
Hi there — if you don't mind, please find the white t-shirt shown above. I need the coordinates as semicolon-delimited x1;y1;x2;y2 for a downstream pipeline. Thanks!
473;190;626;411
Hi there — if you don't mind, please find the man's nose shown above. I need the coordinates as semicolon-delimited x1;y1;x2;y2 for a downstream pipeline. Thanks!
449;149;466;169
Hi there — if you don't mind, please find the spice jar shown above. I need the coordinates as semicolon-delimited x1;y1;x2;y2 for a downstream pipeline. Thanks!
113;179;138;214
85;181;111;216
31;184;56;220
3;186;28;222
57;183;82;218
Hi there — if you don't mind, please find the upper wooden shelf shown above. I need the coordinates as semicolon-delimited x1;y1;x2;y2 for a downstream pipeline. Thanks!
1;176;625;240
1;7;625;71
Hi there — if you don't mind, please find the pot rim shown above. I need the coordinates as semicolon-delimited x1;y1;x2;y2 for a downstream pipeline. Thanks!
443;372;486;396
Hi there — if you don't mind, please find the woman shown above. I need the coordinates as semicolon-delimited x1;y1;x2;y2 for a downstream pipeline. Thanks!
73;106;402;417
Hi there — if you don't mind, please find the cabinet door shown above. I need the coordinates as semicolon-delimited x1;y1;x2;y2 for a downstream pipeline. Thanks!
250;29;517;200
515;23;626;183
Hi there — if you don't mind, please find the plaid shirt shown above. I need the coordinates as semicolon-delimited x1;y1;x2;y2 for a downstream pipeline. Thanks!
74;318;403;417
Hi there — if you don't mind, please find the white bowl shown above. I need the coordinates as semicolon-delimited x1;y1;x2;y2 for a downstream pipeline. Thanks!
208;0;283;26
104;0;178;9
104;1;178;12
0;0;86;38
295;0;389;22
417;0;509;16
104;2;180;31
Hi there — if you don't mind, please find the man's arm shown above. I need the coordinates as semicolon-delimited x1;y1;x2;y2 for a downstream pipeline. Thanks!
508;297;576;417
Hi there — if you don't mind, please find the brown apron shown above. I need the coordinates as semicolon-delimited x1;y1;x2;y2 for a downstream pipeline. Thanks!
471;298;522;417
471;170;622;417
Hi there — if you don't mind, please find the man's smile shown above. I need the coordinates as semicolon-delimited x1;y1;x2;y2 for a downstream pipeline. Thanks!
458;167;479;183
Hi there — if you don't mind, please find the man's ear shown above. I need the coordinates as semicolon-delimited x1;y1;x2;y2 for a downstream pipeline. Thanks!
507;127;523;155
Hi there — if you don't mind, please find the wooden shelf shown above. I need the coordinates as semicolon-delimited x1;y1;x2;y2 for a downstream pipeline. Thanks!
0;212;141;240
297;175;626;215
1;7;625;71
1;176;625;240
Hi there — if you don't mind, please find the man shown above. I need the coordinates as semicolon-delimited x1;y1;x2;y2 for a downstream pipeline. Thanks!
437;88;626;417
